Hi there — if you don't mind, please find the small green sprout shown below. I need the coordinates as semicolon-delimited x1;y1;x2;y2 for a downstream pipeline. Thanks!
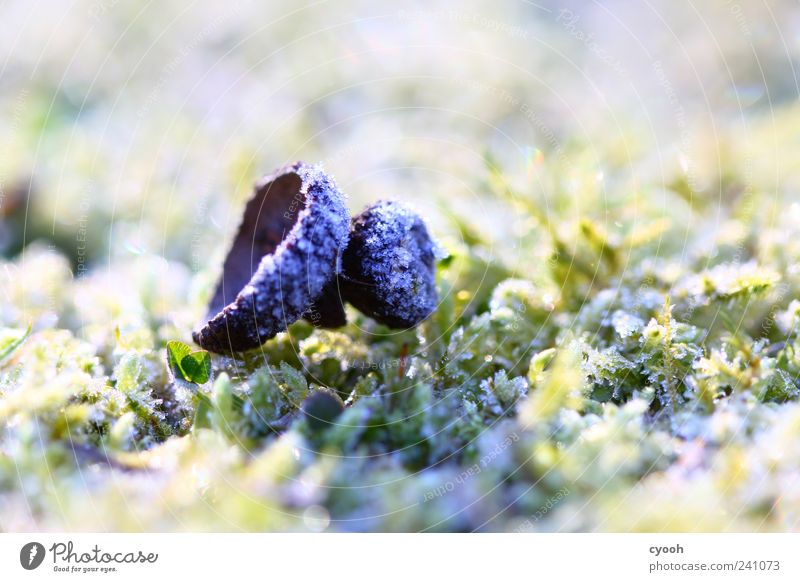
166;340;211;385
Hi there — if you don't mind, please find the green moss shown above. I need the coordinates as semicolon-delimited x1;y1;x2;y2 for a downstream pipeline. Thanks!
5;103;800;533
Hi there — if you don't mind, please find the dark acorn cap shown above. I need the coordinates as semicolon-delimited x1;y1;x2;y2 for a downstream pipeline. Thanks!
340;200;440;328
193;162;349;353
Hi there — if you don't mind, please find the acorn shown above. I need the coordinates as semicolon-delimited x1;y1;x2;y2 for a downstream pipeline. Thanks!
303;277;347;329
339;201;440;328
193;162;349;353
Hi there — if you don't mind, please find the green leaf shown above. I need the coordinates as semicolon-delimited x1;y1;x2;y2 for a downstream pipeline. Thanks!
181;350;211;384
166;340;192;376
0;325;31;364
167;340;211;384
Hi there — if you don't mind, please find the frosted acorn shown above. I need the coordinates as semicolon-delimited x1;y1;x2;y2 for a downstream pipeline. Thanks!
340;201;440;328
306;201;442;330
193;162;350;353
304;277;347;329
194;163;441;354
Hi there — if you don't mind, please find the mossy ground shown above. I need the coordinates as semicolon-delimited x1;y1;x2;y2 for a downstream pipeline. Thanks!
2;1;800;532
4;111;800;531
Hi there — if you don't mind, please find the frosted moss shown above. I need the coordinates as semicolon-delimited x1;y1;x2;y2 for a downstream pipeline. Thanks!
4;120;800;532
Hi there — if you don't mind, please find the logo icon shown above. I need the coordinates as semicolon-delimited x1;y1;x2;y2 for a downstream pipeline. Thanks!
20;542;45;570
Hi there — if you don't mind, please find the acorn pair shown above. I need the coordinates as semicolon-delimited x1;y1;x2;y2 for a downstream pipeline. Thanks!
193;162;440;354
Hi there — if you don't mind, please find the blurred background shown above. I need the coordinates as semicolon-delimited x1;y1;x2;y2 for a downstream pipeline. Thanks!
4;0;800;532
2;0;798;280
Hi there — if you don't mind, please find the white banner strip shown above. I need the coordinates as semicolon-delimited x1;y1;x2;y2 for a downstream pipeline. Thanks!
1;533;797;581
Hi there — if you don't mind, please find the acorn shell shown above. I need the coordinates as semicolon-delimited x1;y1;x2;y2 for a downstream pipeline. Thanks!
340;200;439;328
193;162;349;353
303;277;347;328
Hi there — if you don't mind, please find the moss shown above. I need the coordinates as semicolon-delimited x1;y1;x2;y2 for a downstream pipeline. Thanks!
6;98;800;532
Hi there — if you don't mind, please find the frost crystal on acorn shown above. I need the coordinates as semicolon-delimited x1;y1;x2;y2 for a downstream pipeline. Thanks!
193;162;349;353
340;200;440;328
